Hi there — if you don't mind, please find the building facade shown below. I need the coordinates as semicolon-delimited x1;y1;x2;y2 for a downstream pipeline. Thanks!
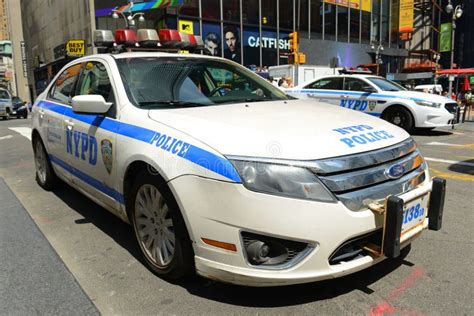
0;0;9;40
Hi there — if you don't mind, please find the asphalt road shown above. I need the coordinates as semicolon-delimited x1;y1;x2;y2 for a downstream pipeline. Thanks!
0;116;472;315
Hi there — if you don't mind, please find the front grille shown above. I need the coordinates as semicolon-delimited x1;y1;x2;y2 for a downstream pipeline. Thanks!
312;138;427;211
445;102;458;114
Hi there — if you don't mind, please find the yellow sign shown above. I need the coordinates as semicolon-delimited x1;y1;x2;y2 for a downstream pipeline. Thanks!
324;0;371;12
66;40;85;57
399;0;414;33
178;20;194;35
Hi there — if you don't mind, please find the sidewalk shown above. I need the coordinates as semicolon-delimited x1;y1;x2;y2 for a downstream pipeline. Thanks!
0;178;99;315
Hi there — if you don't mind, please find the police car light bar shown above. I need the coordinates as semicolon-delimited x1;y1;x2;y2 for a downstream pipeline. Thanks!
339;67;373;75
115;29;138;47
159;29;182;48
93;30;115;48
137;29;159;48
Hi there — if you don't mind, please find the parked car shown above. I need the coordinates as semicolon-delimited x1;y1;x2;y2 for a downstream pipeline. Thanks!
287;74;459;132
0;88;13;120
32;50;446;286
11;96;28;119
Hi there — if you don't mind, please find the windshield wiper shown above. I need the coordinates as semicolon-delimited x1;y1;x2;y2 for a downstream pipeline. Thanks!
138;100;211;108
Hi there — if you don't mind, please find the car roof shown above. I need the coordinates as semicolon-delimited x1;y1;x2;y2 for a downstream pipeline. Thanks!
80;52;228;61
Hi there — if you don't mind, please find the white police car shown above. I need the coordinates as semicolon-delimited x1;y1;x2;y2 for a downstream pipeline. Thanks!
286;73;459;132
31;51;446;286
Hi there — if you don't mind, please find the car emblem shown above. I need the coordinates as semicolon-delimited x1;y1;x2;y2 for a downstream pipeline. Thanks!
101;139;113;174
385;164;406;179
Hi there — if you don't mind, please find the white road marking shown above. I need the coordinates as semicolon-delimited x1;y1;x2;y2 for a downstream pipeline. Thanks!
0;135;13;140
425;157;474;168
426;141;467;147
8;127;32;141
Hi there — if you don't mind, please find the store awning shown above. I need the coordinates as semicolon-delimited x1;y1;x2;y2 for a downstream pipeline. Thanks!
437;68;474;75
96;0;183;17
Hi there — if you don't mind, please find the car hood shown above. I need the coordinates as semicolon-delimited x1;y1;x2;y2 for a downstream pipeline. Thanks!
381;90;453;103
148;100;410;160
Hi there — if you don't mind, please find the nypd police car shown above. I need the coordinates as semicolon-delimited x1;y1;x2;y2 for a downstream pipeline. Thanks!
286;73;458;132
31;50;446;286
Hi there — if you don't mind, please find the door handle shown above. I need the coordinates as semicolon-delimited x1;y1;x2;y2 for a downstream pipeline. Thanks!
64;119;74;130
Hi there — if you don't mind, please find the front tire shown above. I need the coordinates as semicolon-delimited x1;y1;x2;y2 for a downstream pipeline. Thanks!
382;107;414;132
129;171;194;279
33;136;59;190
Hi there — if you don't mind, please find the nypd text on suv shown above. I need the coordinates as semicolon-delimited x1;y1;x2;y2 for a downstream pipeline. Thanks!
286;73;458;132
31;51;446;286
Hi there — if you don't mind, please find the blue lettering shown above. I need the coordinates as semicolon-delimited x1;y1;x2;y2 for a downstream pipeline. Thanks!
340;138;355;148
360;101;368;111
360;134;377;143
66;130;73;154
361;125;374;130
150;132;161;145
374;131;388;139
166;138;178;152
367;132;382;140
349;100;356;109
333;128;351;135
81;133;89;161
89;136;97;165
161;136;172;150
73;131;80;158
156;134;167;147
172;141;183;154
178;143;190;157
352;136;367;145
381;130;395;138
340;100;348;108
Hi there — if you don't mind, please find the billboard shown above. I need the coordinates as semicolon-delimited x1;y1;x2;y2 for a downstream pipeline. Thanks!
323;0;372;12
439;23;452;53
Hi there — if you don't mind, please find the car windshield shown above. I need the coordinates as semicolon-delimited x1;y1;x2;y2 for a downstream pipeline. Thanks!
367;77;407;91
116;57;289;109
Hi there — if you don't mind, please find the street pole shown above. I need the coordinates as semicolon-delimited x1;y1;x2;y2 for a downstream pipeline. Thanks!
448;20;456;97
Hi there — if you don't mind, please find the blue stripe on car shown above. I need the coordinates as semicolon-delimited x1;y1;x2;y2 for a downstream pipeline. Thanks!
49;154;125;204
289;89;426;102
38;100;241;183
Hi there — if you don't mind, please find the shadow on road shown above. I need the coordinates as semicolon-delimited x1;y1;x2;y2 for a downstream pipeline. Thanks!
50;184;413;307
448;159;474;175
412;129;453;136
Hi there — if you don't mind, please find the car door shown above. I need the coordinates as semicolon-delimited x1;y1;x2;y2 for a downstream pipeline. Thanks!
42;62;83;181
340;77;379;115
303;77;344;106
65;60;120;210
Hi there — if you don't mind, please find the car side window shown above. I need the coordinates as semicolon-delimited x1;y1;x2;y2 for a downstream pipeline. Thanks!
306;78;343;90
49;63;83;104
75;61;116;117
75;61;115;103
343;78;374;92
12;97;22;104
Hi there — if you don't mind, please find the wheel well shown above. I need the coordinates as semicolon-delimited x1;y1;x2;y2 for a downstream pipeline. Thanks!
381;104;416;124
31;129;41;149
123;161;167;218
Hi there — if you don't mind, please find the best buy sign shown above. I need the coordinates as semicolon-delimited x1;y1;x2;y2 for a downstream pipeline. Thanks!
66;40;85;57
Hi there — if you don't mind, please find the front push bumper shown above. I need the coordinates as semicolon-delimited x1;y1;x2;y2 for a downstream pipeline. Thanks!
170;176;446;287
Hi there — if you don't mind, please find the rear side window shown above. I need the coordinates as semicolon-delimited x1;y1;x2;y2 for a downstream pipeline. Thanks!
49;63;83;103
306;77;343;90
0;90;10;99
343;78;374;92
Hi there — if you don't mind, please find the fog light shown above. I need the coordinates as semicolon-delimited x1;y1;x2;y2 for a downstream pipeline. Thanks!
246;241;270;264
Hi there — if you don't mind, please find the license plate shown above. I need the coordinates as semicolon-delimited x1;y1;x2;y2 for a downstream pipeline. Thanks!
401;194;429;236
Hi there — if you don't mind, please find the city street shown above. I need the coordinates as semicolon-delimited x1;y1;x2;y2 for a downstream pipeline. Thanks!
0;116;473;315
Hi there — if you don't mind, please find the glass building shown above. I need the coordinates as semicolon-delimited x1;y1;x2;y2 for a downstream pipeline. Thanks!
95;0;409;74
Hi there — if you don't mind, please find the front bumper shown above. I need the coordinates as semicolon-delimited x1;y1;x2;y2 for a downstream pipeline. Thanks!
169;175;445;287
414;105;456;128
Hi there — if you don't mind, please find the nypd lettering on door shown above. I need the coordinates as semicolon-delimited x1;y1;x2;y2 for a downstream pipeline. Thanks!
66;130;98;165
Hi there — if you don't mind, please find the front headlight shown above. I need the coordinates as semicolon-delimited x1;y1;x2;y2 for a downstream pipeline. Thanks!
415;100;441;108
231;160;336;202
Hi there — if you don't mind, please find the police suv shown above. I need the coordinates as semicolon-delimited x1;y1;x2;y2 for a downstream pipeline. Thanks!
286;72;459;132
31;29;446;286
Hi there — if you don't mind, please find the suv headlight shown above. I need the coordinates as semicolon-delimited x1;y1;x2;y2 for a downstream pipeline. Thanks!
415;100;441;108
231;160;336;202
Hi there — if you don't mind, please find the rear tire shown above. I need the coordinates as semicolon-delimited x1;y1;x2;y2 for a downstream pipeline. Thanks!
129;171;195;279
382;107;414;133
33;136;59;190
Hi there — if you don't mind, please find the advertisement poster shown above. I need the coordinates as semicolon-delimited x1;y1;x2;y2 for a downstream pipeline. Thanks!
399;0;414;33
323;0;372;12
439;22;452;53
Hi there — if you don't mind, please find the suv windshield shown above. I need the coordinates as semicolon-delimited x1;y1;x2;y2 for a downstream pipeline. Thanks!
367;77;406;92
116;57;289;108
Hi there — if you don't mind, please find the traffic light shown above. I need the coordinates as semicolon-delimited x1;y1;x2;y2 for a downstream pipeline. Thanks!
289;32;298;53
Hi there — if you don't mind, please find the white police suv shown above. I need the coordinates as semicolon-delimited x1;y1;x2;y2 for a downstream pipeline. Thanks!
31;52;446;286
286;73;459;132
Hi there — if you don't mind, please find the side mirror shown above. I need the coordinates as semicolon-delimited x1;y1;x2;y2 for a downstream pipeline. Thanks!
71;95;112;114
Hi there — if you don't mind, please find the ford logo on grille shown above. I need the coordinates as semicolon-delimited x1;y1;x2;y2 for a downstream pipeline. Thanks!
386;164;406;179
